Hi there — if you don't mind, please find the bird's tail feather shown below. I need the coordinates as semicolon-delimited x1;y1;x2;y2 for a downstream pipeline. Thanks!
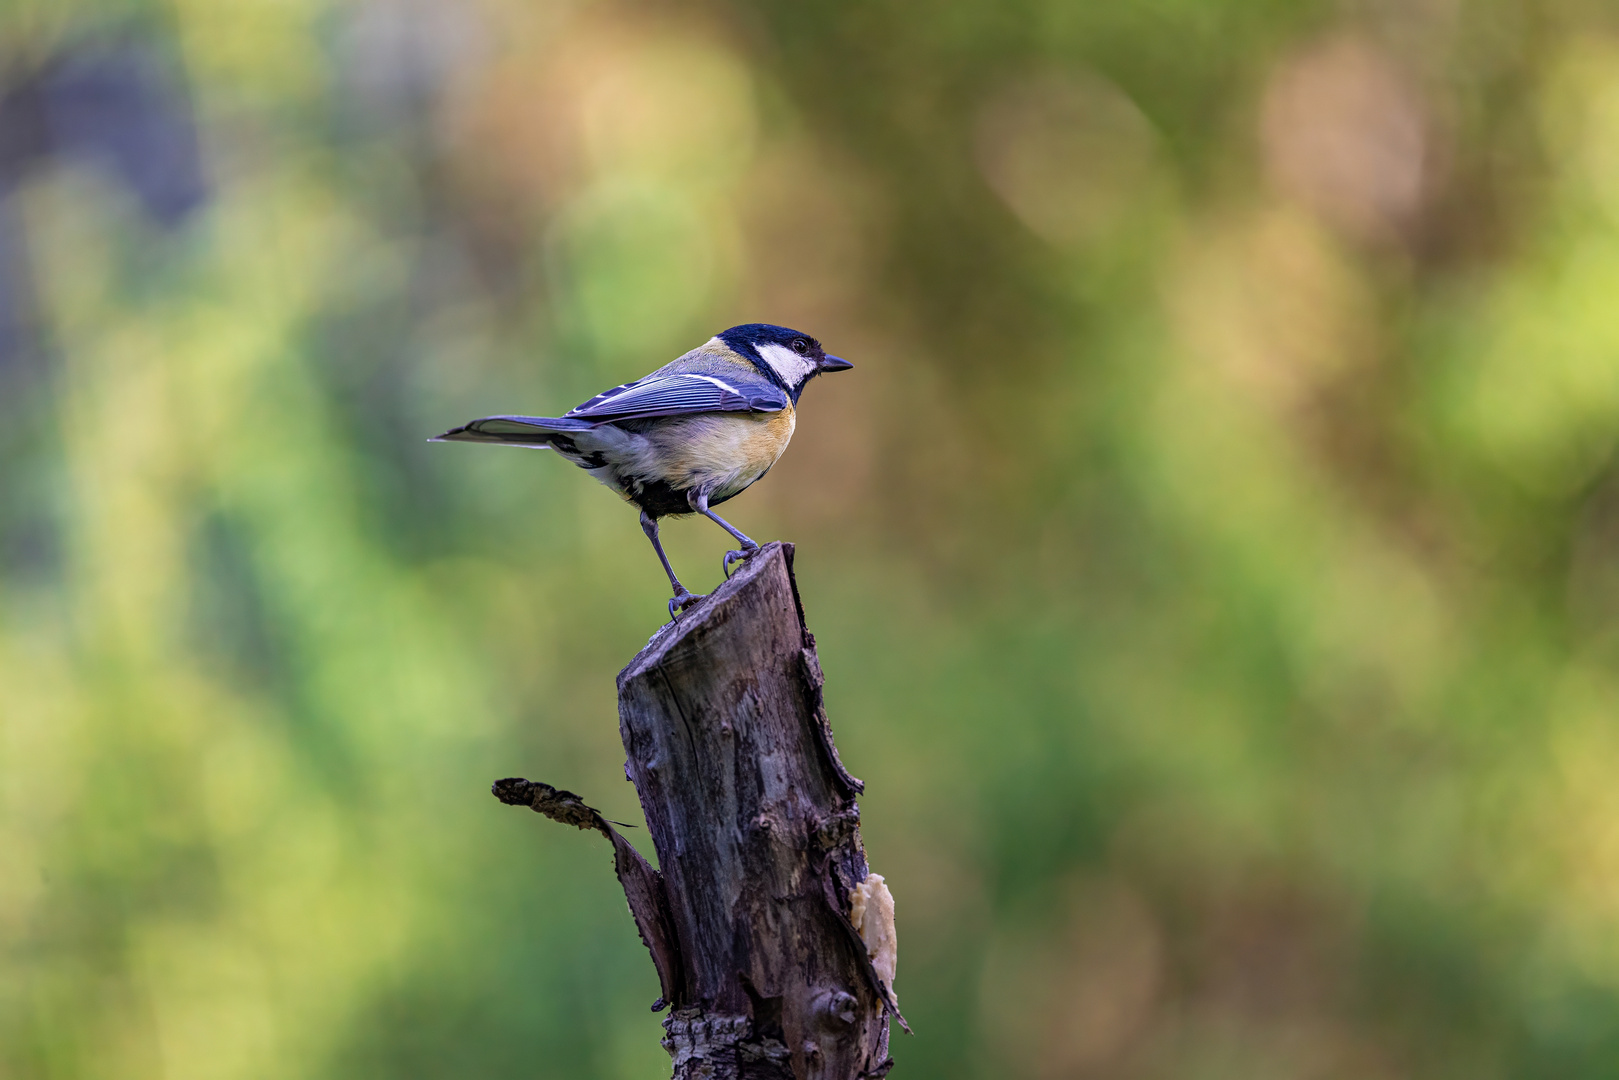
430;414;595;447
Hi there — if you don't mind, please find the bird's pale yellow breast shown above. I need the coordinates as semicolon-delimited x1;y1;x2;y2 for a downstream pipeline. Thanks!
742;405;796;471
644;404;795;503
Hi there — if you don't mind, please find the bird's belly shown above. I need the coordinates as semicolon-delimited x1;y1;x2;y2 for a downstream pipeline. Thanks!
637;408;796;508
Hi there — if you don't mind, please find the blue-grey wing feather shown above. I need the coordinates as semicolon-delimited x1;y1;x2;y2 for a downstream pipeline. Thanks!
566;373;786;422
434;362;788;445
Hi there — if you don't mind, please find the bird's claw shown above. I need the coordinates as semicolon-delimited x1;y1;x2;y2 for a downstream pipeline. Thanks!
667;590;705;622
722;544;761;578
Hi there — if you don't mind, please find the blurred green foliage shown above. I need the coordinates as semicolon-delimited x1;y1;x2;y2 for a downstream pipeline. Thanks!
6;0;1619;1077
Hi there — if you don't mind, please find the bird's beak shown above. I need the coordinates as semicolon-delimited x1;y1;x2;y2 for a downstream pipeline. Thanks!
818;354;854;373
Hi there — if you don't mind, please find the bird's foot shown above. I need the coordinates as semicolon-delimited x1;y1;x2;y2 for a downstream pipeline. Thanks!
722;543;761;579
667;589;706;622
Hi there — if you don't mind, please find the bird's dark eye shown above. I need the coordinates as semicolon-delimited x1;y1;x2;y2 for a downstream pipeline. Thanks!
792;338;811;355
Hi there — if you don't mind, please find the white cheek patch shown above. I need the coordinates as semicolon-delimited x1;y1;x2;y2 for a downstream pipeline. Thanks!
755;342;818;387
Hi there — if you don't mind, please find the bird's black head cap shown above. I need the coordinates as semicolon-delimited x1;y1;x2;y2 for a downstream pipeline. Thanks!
718;323;853;400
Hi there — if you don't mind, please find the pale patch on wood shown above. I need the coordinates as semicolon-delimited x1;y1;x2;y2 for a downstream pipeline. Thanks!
850;872;898;1000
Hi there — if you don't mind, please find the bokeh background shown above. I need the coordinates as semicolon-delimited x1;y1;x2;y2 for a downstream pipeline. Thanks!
5;0;1619;1077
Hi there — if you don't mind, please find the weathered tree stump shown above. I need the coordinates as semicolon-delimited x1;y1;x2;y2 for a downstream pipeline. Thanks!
494;542;902;1079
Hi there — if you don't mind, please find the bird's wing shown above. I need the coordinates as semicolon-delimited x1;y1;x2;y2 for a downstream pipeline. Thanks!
566;373;787;422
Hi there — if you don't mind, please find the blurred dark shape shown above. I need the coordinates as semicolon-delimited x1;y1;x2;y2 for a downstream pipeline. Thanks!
0;41;206;363
0;43;207;223
0;198;34;369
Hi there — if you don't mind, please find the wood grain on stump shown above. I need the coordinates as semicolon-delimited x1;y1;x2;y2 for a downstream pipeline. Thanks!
496;543;899;1080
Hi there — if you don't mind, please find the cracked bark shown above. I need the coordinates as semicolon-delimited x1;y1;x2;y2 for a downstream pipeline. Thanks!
494;542;900;1079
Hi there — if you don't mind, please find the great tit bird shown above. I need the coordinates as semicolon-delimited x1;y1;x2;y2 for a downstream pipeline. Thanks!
432;323;853;619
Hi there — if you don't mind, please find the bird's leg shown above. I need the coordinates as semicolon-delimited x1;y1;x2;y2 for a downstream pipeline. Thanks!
641;510;703;620
688;490;760;578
